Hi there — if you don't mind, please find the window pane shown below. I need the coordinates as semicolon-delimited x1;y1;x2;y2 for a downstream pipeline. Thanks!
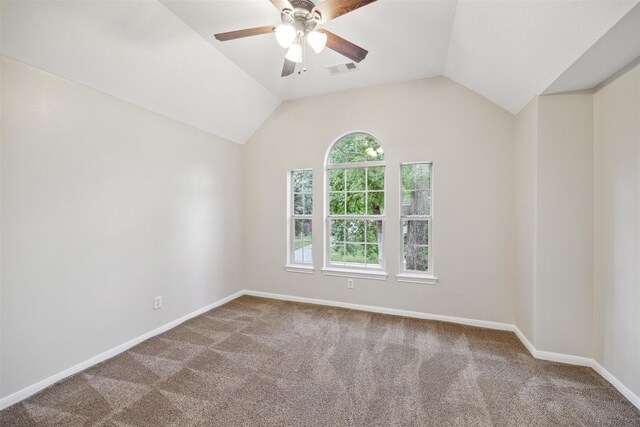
405;245;428;272
293;219;313;264
293;193;304;215
367;191;384;215
293;170;312;193
414;163;430;188
328;133;384;164
366;244;380;266
401;190;430;216
292;169;312;216
346;168;366;191
331;219;345;242
367;167;384;191
329;192;345;215
330;242;345;263
403;243;413;270
346;192;365;215
401;166;415;191
346;220;365;242
293;172;303;193
329;169;345;192
401;163;431;216
402;220;429;272
294;219;312;239
404;220;428;245
417;246;429;272
303;193;313;215
365;221;382;243
345;243;365;264
401;163;431;190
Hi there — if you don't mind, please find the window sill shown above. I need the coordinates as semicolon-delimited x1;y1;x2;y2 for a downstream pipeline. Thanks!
284;264;315;274
321;267;388;281
395;273;438;285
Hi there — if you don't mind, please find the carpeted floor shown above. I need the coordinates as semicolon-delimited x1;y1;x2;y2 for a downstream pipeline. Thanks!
2;295;639;426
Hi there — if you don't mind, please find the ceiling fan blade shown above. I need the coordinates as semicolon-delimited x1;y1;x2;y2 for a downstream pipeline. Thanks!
214;25;274;42
282;58;296;77
269;0;293;12
313;0;377;22
317;29;368;63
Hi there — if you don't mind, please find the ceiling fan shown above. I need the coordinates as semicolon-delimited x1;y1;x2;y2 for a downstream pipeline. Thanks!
214;0;376;77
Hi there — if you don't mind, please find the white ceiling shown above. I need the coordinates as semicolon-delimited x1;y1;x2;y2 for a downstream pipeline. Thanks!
1;0;638;144
164;0;637;114
0;0;280;144
445;0;638;113
543;2;640;95
161;0;458;101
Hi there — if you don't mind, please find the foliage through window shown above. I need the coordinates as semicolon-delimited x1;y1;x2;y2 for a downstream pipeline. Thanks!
326;133;385;269
401;163;432;273
290;169;313;265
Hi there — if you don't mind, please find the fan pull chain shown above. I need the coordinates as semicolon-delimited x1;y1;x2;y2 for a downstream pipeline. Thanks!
299;36;308;74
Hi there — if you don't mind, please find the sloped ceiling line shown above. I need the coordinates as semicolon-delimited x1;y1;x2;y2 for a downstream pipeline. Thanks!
0;0;281;144
2;0;638;143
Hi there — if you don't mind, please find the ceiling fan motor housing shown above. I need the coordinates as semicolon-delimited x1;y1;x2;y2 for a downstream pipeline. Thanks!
281;0;321;34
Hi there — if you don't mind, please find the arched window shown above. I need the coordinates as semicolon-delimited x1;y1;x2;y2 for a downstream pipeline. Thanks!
325;132;385;272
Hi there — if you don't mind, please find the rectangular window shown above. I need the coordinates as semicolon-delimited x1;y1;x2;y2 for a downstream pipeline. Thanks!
289;169;313;266
400;162;433;275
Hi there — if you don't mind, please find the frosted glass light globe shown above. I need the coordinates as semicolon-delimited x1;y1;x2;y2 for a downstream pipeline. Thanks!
285;43;303;63
307;31;327;54
275;25;296;48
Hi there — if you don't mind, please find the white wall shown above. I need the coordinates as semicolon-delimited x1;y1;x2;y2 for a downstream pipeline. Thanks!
514;98;538;344
513;93;594;358
536;93;594;357
593;63;640;398
242;77;515;324
0;57;243;398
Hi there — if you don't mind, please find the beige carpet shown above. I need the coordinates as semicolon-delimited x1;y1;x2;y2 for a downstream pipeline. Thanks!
2;295;639;426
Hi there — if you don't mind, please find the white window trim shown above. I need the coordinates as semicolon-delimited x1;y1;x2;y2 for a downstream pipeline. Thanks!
285;264;315;274
322;267;388;280
395;272;438;285
398;161;437;283
323;132;387;278
286;169;315;272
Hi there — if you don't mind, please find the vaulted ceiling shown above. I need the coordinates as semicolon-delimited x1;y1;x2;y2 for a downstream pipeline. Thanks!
2;1;638;144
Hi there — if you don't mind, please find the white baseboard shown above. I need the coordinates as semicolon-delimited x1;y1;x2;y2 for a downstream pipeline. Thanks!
247;290;639;411
243;290;513;331
3;289;639;413
591;360;640;410
511;326;592;366
0;290;244;410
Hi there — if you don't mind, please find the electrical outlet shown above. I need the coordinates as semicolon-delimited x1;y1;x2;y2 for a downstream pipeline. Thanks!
154;296;162;310
347;279;354;289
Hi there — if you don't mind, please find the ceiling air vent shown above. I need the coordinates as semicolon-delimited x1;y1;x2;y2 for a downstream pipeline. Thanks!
327;62;359;76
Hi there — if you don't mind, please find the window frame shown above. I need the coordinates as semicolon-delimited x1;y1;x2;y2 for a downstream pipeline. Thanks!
322;132;388;280
285;169;315;274
397;161;438;285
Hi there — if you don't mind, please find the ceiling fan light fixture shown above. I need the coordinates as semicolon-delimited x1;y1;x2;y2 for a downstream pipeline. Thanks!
275;24;296;48
307;31;327;54
285;42;302;63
